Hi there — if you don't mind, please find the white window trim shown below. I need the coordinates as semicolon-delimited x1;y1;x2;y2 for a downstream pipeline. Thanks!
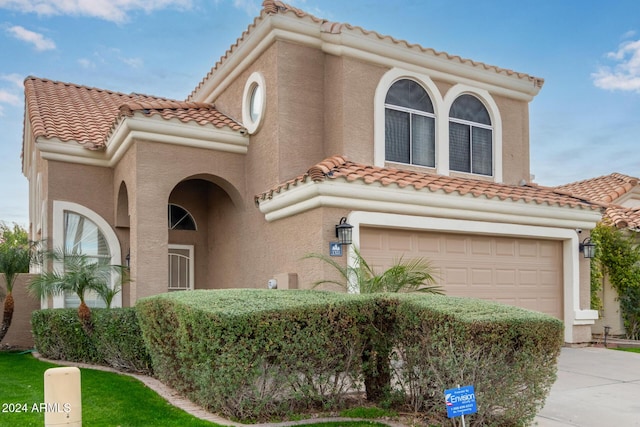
345;211;597;344
242;71;266;134
50;201;123;309
375;68;443;169
443;84;502;182
375;69;503;182
168;244;194;291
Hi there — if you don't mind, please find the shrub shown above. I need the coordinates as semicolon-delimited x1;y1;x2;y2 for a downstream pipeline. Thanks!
92;308;152;374
136;290;563;425
31;308;151;374
31;308;99;362
392;294;563;426
136;289;373;420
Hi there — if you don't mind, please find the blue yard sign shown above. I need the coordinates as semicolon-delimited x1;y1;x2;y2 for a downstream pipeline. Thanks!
445;385;477;419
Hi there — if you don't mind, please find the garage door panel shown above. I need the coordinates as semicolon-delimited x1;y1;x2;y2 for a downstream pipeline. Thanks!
470;239;492;255
470;268;492;285
360;227;563;319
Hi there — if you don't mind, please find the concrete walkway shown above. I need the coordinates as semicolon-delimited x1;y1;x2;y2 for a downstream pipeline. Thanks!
534;346;640;426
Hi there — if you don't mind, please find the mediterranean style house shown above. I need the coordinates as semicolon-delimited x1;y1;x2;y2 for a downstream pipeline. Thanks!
22;1;604;343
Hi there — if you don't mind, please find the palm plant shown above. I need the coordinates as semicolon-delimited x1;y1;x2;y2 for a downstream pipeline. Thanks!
305;246;442;294
0;240;34;343
29;249;129;332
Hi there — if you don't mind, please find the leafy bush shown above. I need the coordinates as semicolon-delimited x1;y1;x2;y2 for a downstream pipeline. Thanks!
136;290;373;420
591;223;640;339
392;294;563;426
136;290;563;424
92;308;152;373
31;308;99;363
31;308;151;374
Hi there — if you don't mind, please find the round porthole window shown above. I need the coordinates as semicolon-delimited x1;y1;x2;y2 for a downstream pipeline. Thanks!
243;72;266;134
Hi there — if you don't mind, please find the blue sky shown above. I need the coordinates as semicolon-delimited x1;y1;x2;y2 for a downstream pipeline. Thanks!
1;0;640;227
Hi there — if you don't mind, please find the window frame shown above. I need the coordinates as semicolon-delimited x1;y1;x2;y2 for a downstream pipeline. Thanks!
242;71;266;134
384;79;436;167
375;70;503;182
51;201;122;309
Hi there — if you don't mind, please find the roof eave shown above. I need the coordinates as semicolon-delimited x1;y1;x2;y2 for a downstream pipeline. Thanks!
190;9;543;103
256;178;602;229
36;114;249;168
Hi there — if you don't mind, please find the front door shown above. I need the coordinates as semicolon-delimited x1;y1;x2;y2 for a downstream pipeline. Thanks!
168;244;194;291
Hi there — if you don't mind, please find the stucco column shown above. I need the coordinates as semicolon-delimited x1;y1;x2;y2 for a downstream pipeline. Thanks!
129;164;169;304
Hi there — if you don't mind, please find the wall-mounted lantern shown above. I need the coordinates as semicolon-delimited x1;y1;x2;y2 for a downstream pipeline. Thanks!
579;237;596;259
335;217;353;246
125;250;131;268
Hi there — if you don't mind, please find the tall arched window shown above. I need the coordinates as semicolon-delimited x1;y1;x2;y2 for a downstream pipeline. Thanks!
385;79;435;167
449;94;493;176
63;211;111;308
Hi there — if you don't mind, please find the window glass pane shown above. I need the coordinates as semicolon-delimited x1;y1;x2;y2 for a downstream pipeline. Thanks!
249;84;262;122
449;94;491;125
63;211;110;309
449;122;470;173
168;204;196;230
385;109;410;163
64;212;109;257
412;115;435;167
472;127;493;175
385;79;433;113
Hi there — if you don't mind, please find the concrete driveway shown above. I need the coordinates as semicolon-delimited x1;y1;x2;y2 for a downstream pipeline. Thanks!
534;346;640;426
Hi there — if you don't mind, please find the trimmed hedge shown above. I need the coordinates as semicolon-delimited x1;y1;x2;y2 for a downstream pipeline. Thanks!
136;290;563;424
392;294;563;426
136;290;374;420
31;308;152;374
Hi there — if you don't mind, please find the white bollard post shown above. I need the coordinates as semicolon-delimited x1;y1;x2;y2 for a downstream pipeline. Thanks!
43;367;82;426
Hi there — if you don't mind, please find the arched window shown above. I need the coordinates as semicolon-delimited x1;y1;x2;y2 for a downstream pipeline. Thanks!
385;79;435;167
63;211;111;308
449;94;493;176
168;204;197;230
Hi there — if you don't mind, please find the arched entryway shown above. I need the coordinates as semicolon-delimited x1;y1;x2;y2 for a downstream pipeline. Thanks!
167;175;242;291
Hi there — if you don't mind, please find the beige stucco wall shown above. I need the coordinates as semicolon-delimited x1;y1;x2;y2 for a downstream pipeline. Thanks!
594;278;625;336
1;274;39;349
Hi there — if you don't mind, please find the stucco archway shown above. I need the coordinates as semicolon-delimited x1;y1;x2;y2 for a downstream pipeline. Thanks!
167;175;243;291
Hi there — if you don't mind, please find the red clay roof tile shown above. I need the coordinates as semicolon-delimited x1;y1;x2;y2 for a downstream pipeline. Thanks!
555;173;640;229
255;156;600;211
189;1;543;101
25;76;243;150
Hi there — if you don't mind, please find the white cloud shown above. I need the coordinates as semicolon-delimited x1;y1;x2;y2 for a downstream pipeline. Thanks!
592;39;640;93
120;56;143;68
77;58;95;69
0;89;21;105
0;0;194;23
1;73;24;88
6;25;55;51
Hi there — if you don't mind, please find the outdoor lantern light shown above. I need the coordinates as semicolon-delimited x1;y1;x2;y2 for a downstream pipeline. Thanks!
125;250;131;268
579;237;596;259
335;217;353;246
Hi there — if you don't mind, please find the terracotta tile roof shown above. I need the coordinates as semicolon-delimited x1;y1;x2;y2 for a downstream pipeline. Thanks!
555;173;640;229
604;205;640;229
555;173;639;204
189;0;543;100
255;156;600;211
25;76;243;150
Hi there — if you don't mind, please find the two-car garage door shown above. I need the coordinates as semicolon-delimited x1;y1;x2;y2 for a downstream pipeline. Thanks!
359;227;563;319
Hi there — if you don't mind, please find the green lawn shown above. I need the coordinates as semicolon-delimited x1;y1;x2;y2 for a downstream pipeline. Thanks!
0;351;389;427
612;347;640;354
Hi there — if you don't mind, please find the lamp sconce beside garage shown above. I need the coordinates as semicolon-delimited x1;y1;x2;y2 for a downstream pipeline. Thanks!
335;217;353;246
579;237;596;259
